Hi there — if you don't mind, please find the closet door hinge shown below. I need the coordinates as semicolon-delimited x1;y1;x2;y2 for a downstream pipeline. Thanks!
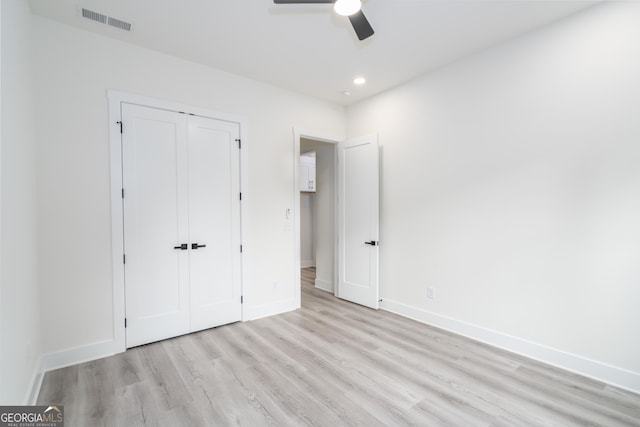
240;245;243;253
123;254;126;264
121;188;125;199
124;318;127;328
116;121;123;134
239;192;242;201
241;296;243;304
236;138;241;149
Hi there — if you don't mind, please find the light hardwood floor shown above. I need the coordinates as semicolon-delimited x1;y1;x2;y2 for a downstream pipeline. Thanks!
38;267;640;426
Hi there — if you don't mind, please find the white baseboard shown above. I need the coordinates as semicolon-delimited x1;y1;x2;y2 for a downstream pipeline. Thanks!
24;356;44;405
315;278;333;293
380;298;640;394
24;339;123;405
41;339;123;373
301;260;315;268
244;298;298;321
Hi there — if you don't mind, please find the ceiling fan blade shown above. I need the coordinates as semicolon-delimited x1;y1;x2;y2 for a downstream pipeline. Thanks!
273;0;334;3
348;10;374;41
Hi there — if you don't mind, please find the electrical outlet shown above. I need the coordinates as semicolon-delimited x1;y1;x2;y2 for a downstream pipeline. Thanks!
427;287;435;299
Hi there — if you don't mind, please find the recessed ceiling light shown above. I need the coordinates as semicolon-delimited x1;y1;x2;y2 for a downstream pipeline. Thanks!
353;77;366;85
342;90;352;96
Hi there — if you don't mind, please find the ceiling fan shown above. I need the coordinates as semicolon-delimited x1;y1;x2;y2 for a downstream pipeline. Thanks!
273;0;375;41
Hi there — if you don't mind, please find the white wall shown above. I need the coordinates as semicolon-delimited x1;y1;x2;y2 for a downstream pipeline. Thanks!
300;152;316;268
31;15;345;357
0;0;42;404
313;145;335;292
347;1;640;391
300;192;315;268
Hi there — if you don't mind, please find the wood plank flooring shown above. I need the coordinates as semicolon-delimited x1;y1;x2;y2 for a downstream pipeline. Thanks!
38;267;640;426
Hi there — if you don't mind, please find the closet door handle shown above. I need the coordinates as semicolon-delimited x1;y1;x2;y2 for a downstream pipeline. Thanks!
364;240;378;246
191;243;207;250
174;243;188;250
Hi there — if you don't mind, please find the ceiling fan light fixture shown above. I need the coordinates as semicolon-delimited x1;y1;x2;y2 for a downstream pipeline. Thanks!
334;0;361;17
273;0;373;41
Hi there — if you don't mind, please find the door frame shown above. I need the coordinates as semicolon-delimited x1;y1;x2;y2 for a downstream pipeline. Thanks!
108;90;248;352
293;128;340;306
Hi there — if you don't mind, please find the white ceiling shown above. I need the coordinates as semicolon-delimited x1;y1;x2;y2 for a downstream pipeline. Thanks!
28;0;599;106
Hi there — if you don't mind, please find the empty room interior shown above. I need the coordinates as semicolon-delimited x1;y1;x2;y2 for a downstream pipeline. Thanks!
1;0;640;425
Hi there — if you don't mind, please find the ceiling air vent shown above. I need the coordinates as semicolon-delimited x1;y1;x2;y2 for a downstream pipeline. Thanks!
107;16;132;32
81;8;106;24
80;7;132;32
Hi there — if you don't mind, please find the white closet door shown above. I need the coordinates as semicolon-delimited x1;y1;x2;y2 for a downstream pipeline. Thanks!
122;103;190;347
337;134;380;309
187;116;242;331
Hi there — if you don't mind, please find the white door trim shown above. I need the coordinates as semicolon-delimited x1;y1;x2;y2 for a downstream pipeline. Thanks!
108;90;248;353
293;128;341;306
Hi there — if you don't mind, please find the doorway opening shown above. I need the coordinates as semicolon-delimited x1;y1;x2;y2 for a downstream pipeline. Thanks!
293;130;380;310
294;132;338;308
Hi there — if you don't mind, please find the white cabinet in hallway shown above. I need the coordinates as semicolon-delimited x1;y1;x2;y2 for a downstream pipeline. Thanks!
300;153;316;192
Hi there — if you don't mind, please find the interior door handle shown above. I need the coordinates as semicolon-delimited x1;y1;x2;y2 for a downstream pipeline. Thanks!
191;243;207;250
364;240;378;246
174;243;188;250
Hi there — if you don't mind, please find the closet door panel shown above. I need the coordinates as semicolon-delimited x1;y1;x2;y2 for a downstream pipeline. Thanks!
187;116;242;331
122;103;190;347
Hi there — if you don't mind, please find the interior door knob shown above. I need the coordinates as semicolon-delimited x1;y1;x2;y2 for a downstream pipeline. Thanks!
174;243;188;250
191;243;207;250
364;240;378;246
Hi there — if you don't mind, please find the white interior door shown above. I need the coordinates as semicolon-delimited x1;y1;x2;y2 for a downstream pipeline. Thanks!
187;116;242;332
122;104;242;348
122;104;190;347
337;134;380;309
